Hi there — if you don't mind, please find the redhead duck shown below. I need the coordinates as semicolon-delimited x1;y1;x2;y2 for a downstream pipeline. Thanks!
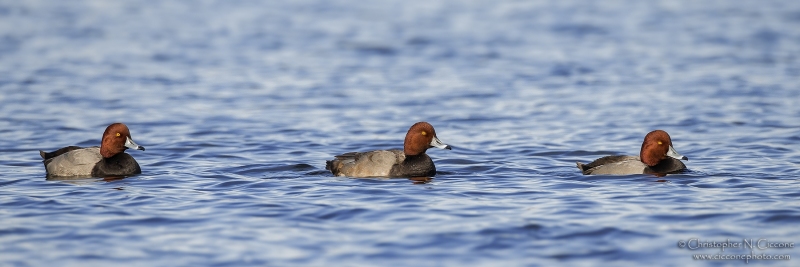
326;122;451;177
40;123;145;177
577;130;687;175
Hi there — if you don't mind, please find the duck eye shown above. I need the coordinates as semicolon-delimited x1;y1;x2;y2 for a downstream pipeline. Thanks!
421;131;427;136
657;141;662;145
116;133;121;137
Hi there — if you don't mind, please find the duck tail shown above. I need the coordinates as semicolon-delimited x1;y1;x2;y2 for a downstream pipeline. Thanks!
576;162;586;172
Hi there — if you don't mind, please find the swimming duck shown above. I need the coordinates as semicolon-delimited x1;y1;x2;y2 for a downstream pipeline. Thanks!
326;122;451;177
577;130;687;175
40;123;145;177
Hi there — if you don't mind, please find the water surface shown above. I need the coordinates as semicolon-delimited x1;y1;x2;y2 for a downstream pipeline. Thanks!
1;0;800;266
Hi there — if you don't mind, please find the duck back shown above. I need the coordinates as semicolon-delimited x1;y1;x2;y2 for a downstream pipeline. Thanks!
577;155;645;175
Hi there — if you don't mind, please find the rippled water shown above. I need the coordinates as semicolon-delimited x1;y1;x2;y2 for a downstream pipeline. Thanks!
2;0;800;266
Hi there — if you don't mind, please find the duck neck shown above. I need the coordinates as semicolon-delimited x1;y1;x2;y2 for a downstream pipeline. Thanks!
102;152;128;163
403;153;427;161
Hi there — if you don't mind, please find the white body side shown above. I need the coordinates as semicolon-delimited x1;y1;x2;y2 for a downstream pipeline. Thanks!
45;147;103;177
333;150;405;177
585;156;648;175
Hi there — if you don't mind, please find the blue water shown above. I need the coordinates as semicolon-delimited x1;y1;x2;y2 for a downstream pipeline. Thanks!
1;0;800;266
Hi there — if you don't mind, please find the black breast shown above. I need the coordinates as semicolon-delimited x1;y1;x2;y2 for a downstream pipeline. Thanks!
91;153;142;177
388;154;436;177
647;158;687;174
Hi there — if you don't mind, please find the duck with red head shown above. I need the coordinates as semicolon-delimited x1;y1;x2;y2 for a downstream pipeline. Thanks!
326;122;452;178
40;123;146;178
576;130;688;175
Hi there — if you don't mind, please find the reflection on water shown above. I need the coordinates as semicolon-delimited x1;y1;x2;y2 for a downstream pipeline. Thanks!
46;176;130;184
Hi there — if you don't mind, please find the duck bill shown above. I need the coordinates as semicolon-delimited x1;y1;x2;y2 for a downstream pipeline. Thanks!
125;136;146;151
429;136;452;150
667;145;687;160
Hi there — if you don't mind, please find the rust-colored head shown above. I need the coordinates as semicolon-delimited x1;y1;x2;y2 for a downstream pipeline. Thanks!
639;130;687;166
100;123;145;158
403;122;451;156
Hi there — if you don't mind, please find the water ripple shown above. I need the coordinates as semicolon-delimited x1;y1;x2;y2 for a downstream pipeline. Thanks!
1;0;800;266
